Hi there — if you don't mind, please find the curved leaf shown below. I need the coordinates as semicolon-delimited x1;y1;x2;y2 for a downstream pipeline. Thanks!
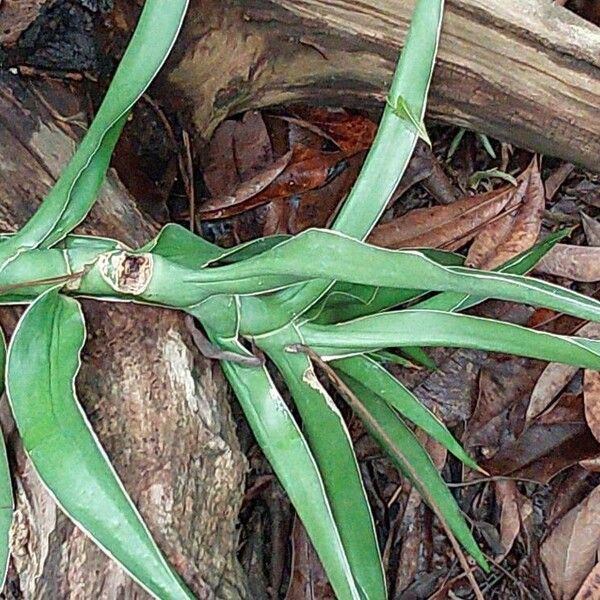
336;373;488;571
0;0;189;267
333;355;478;470
303;309;600;369
206;339;364;600
259;0;445;329
262;334;386;599
6;289;194;599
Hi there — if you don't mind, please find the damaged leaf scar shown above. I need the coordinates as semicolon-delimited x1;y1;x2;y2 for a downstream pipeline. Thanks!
98;251;153;295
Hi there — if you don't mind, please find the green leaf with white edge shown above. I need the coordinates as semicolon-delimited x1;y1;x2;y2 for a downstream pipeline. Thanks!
257;0;445;331
413;228;571;313
260;331;385;600
302;309;600;369
191;229;600;326
191;310;364;600
336;372;488;571
0;0;189;268
141;223;290;269
6;289;194;600
314;228;570;326
0;329;13;592
333;355;478;470
386;95;431;146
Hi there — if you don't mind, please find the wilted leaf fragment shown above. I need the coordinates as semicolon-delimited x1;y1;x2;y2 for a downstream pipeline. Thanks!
541;485;600;600
537;245;600;282
6;289;194;600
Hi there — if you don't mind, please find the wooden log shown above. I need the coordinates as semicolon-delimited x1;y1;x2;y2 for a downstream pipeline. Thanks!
0;74;249;599
161;0;600;172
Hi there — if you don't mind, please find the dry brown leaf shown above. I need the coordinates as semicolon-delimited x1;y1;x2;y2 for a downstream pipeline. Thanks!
369;184;520;249
541;485;600;600
585;370;600;443
575;561;600;600
527;324;600;423
582;212;600;246
369;159;540;254
536;245;600;282
527;363;580;423
466;158;544;269
495;480;521;557
200;144;345;220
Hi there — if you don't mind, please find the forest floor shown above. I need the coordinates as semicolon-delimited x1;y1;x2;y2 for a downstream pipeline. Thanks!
2;1;600;598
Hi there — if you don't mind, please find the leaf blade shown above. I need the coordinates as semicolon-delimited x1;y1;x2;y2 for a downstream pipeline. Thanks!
6;289;194;599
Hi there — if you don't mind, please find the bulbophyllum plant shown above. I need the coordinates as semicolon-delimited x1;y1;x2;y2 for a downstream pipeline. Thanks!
0;1;599;598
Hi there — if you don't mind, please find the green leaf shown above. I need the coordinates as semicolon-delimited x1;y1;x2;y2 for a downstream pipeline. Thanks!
189;230;600;327
262;331;386;599
0;329;13;592
199;334;365;599
333;355;478;470
386;95;431;146
468;168;517;189
6;289;194;599
302;309;600;369
413;228;571;313
0;0;189;268
258;0;445;331
334;371;488;571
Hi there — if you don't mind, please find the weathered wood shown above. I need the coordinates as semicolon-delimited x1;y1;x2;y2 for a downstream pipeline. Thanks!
162;0;600;172
0;75;248;599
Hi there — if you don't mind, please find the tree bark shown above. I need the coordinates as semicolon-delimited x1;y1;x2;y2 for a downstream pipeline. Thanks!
160;0;600;172
0;75;248;598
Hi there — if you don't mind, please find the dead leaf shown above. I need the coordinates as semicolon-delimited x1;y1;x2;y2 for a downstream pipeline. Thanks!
496;480;521;557
536;245;600;282
466;158;544;269
585;370;600;443
200;144;345;220
202;112;274;198
527;363;579;423
198;150;293;219
575;561;600;600
285;518;335;600
368;160;539;253
466;355;545;457
483;393;600;483
526;320;600;424
541;485;600;600
582;212;600;246
287;105;377;154
545;162;575;201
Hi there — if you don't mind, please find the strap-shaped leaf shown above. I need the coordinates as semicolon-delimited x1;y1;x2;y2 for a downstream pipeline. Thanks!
312;228;570;326
181;229;600;326
260;0;445;327
414;228;571;313
208;341;365;600
0;0;189;268
336;372;488;570
303;309;600;369
0;329;13;592
333;355;478;470
263;335;386;599
6;289;194;599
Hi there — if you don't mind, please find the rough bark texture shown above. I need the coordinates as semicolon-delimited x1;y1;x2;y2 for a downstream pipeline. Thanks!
161;0;600;172
0;75;248;599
